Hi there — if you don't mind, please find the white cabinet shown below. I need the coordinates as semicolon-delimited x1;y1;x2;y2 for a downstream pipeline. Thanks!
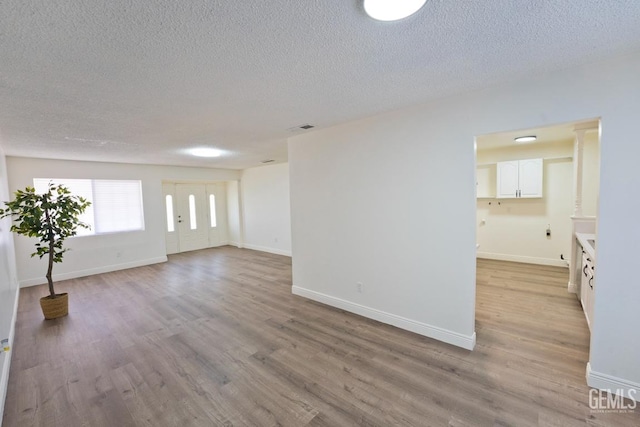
496;158;543;198
496;160;519;198
580;249;595;331
476;164;496;198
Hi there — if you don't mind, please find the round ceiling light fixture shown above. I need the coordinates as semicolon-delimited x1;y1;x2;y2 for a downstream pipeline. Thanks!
364;0;427;21
188;147;223;158
514;136;537;143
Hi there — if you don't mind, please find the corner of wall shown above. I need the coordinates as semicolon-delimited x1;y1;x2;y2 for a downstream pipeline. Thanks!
0;273;19;425
292;286;476;350
587;363;640;403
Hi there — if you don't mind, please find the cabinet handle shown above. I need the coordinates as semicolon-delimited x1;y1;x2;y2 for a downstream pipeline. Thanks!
583;264;589;276
589;277;593;289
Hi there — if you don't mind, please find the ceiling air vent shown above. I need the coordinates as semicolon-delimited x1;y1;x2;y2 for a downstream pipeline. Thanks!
287;124;315;132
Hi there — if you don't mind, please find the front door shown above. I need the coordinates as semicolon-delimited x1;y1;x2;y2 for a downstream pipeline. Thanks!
175;184;209;252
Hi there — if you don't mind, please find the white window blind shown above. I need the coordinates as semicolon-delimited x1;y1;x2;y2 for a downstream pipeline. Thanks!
33;178;145;236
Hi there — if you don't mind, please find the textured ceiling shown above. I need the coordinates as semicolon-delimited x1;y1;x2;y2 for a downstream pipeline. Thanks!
1;1;639;169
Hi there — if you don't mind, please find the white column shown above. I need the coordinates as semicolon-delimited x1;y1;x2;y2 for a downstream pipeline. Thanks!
237;178;246;248
572;128;586;217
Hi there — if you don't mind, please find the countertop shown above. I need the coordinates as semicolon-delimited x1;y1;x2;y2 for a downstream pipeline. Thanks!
576;232;596;260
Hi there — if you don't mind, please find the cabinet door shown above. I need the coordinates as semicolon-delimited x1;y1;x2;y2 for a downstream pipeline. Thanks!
587;271;595;331
496;161;519;198
518;158;543;198
476;164;496;198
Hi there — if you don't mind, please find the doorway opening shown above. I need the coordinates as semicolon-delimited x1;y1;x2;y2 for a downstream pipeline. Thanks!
474;118;600;371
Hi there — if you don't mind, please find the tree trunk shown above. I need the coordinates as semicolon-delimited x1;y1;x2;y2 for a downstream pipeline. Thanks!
44;207;56;298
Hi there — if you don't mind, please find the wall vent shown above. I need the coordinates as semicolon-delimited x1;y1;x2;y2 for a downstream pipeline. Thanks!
287;124;315;132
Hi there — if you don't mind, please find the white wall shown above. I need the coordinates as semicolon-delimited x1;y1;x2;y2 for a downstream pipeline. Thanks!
240;163;291;256
476;142;574;266
0;146;18;424
289;53;640;398
7;157;240;287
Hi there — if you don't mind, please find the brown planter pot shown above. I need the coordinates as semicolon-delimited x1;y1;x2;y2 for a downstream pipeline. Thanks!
40;293;69;320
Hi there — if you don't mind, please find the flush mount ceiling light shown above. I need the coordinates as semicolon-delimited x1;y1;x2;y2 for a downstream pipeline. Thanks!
514;135;537;143
364;0;427;21
188;147;222;157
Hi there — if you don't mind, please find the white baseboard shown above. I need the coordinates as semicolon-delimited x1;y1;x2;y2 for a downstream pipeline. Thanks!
568;281;577;293
477;252;568;268
587;363;640;402
292;286;476;351
0;285;19;424
229;241;243;248
18;256;168;288
242;243;292;257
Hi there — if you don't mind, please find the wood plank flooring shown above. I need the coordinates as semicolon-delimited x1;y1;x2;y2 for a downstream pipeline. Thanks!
3;248;639;426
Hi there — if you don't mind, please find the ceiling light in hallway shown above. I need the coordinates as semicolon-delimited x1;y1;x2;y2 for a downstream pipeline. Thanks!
364;0;427;21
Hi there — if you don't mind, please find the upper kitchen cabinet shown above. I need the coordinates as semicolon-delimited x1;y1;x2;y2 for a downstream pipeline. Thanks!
496;158;543;198
476;164;496;198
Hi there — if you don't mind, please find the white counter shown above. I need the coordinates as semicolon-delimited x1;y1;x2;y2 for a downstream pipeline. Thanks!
576;232;596;260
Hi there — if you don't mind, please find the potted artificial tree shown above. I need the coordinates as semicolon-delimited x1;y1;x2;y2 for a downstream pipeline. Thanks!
0;182;91;319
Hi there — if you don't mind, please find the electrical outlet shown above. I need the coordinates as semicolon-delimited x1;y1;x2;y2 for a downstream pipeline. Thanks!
356;282;363;293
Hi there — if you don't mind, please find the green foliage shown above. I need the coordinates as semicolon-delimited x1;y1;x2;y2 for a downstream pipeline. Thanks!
0;182;91;296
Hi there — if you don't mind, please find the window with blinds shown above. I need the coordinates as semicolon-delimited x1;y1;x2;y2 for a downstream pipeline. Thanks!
33;178;145;236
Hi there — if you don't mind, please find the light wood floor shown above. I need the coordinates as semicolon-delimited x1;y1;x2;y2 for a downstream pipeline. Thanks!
3;248;639;426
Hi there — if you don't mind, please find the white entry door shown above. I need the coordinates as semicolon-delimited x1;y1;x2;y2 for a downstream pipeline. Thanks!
163;184;179;254
163;182;230;254
206;183;229;247
176;184;209;252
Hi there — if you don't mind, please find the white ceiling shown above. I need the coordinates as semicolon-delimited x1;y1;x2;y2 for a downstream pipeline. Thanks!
1;1;639;169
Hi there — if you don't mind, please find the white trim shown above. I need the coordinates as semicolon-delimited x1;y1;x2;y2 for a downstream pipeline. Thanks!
587;363;640;402
292;286;476;350
18;256;168;288
0;286;19;424
242;243;292;257
568;281;577;293
228;241;243;248
477;252;568;268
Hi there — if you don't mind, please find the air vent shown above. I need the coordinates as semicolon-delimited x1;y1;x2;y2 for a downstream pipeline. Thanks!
261;159;275;164
287;124;315;132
